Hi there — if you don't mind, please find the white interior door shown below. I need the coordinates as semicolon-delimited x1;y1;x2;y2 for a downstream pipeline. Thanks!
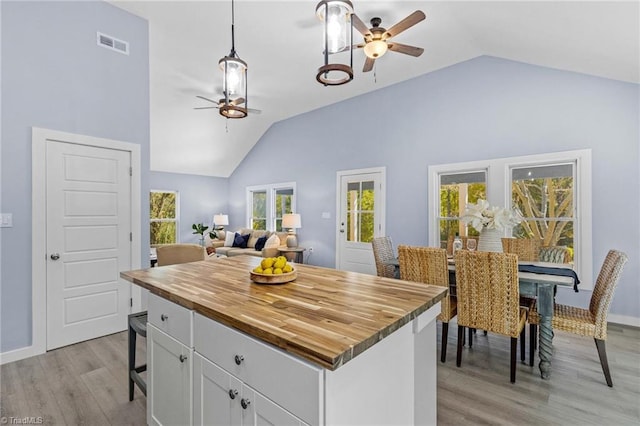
336;168;385;274
46;140;131;350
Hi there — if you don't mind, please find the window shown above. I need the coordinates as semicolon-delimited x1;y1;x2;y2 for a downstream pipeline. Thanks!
247;182;296;231
150;190;179;244
346;180;375;243
511;164;575;261
437;171;487;248
428;150;592;288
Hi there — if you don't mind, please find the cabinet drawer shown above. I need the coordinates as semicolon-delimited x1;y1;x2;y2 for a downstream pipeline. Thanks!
148;293;193;347
194;314;322;426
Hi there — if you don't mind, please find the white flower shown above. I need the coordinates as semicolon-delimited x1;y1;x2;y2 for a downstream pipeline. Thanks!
461;199;521;232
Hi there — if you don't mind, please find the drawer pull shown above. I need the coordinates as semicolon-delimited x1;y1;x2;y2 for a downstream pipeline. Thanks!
234;354;244;365
160;314;169;322
241;398;251;410
179;354;187;363
228;389;238;400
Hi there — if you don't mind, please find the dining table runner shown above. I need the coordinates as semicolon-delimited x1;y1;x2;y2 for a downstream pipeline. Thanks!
517;264;580;292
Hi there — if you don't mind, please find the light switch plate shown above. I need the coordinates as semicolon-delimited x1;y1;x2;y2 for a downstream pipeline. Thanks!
322;212;331;219
1;213;13;228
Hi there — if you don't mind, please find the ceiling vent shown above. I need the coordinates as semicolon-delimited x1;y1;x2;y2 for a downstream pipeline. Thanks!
97;32;129;55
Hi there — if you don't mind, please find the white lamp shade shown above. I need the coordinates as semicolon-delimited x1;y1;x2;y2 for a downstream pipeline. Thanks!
282;213;301;229
213;214;229;226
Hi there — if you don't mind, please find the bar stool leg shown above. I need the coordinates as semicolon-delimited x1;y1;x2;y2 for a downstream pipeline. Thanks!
128;321;136;401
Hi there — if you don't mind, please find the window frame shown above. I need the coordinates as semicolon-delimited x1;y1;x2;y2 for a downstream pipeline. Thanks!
150;189;180;245
428;149;592;289
246;182;297;231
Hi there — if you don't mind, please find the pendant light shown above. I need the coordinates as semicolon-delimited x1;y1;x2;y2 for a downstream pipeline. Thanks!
315;0;354;86
219;0;248;118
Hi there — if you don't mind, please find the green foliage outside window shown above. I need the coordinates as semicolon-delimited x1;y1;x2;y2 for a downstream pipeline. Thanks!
150;191;177;244
346;182;375;243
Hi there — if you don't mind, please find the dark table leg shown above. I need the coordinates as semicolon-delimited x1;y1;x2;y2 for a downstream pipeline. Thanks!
536;283;554;379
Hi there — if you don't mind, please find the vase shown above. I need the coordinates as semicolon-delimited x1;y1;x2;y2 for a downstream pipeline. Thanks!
477;228;504;252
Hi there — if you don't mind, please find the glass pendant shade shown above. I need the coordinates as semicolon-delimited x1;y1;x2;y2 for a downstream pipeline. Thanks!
315;0;354;86
218;55;248;118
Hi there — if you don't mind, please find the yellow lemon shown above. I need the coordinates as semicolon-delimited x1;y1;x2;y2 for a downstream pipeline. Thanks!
273;268;283;274
253;266;263;273
277;256;287;263
261;258;274;269
274;259;286;270
283;264;293;273
262;267;273;275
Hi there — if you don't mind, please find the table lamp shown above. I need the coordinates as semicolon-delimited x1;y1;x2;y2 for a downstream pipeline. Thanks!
212;214;229;239
282;213;301;248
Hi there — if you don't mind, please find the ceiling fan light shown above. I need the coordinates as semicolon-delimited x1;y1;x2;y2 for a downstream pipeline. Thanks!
364;40;388;59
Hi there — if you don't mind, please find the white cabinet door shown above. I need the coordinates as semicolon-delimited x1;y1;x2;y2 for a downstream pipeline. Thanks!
193;353;242;426
250;389;305;426
148;324;192;426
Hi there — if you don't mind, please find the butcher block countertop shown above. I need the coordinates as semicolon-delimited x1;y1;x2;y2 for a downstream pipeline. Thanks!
121;256;447;370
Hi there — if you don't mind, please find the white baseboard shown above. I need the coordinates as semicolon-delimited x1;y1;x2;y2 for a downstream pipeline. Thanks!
608;314;640;328
0;345;44;365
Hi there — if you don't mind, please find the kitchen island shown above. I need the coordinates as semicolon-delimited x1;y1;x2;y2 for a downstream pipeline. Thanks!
121;255;447;426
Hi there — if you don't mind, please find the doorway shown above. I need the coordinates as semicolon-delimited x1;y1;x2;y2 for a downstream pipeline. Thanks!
335;167;386;274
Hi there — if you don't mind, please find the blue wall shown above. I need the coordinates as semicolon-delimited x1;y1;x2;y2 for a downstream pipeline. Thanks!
229;56;639;320
150;171;229;246
0;1;150;352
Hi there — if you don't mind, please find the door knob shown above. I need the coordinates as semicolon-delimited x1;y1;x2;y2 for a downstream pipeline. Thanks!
339;229;345;233
50;253;60;260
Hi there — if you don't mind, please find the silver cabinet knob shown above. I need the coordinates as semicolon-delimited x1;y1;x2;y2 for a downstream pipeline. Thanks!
241;398;251;410
50;253;60;260
179;354;187;363
234;354;244;365
160;314;168;321
228;389;238;400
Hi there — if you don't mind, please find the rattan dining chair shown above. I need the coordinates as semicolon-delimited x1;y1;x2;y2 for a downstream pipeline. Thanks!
156;243;206;266
398;245;453;363
538;245;572;264
372;236;397;279
502;237;544;313
454;251;528;383
529;249;628;387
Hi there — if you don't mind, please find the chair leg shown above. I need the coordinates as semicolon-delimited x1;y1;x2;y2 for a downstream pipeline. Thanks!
510;337;517;383
594;338;613;387
441;322;449;363
520;326;526;363
529;324;537;367
128;323;136;401
468;327;473;348
456;326;464;367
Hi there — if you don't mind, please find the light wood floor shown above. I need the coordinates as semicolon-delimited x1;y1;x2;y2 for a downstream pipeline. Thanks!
1;322;639;425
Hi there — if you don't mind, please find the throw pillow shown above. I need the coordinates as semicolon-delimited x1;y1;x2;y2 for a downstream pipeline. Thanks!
264;234;280;249
254;236;268;251
233;233;250;248
224;231;235;247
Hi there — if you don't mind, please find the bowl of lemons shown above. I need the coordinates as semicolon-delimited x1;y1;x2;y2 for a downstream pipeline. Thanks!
250;256;297;284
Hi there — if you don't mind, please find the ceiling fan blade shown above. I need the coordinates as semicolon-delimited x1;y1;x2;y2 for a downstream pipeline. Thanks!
388;42;424;57
247;108;262;115
230;97;246;106
193;106;219;110
195;95;219;105
363;56;375;73
383;10;426;40
352;14;372;38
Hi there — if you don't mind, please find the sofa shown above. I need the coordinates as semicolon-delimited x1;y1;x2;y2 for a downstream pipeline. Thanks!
208;228;290;258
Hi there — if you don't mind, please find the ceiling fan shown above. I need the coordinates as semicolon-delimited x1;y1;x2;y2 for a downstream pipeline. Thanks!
351;10;426;72
194;95;262;115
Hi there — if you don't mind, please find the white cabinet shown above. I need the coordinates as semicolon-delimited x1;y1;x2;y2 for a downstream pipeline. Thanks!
147;293;194;426
193;353;304;426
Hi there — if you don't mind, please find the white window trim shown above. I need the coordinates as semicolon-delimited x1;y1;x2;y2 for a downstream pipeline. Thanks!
150;189;180;243
246;182;297;231
428;149;592;289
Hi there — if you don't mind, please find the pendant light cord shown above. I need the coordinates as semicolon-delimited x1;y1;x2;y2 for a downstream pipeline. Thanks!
230;0;237;57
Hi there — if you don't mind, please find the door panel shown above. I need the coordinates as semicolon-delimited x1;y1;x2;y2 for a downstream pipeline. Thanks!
336;169;385;274
46;141;131;350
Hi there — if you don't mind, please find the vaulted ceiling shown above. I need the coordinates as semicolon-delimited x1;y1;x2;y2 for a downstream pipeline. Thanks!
111;1;639;177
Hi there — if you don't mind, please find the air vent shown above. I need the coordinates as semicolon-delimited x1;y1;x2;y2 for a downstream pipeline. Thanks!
97;32;129;55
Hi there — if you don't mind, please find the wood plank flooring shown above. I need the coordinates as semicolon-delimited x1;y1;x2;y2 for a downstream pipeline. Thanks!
1;322;638;425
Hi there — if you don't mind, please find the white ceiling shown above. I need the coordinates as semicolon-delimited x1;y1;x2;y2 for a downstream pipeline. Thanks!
110;1;639;178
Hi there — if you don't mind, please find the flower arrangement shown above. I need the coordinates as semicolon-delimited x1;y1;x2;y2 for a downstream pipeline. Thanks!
461;199;522;232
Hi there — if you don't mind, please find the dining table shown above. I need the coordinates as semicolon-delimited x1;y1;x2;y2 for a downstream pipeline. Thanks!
384;257;579;380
